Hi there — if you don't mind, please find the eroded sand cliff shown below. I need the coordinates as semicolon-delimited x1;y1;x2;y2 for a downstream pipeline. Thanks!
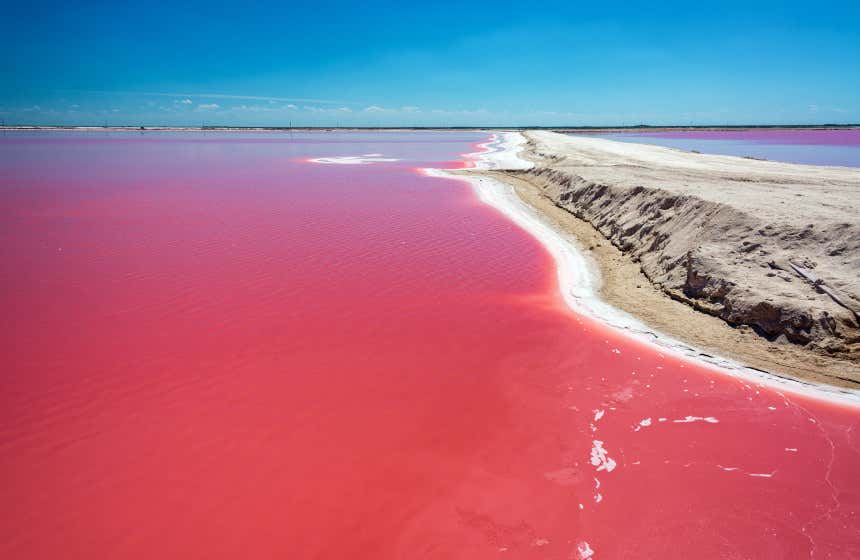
489;131;860;383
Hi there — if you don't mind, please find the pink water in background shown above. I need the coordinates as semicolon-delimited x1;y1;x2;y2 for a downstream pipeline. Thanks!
1;131;859;559
587;128;860;167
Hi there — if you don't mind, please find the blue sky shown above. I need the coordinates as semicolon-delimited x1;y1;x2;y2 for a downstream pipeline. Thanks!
3;0;859;126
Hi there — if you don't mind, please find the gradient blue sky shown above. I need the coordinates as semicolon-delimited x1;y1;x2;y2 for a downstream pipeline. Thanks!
3;0;859;126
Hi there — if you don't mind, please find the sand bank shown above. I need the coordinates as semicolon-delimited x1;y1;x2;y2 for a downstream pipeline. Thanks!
434;132;860;399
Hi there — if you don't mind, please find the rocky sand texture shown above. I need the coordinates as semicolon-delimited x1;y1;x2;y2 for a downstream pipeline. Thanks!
508;131;860;365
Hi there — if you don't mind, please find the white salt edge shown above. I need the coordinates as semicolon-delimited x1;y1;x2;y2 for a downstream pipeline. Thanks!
422;132;860;407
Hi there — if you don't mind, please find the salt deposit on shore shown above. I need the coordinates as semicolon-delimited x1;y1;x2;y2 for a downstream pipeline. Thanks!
426;132;860;403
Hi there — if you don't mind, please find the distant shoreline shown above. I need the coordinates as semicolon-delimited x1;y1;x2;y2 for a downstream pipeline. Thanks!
3;124;860;133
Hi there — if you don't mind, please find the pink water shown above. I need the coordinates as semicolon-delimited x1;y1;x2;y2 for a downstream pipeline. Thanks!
1;131;858;559
587;128;860;167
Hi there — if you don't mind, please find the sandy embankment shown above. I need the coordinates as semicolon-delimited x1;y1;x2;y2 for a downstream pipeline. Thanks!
466;131;860;389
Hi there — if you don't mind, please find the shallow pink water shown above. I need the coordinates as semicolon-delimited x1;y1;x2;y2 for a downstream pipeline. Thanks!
1;131;858;559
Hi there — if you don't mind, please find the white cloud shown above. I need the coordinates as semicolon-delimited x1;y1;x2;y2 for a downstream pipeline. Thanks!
301;105;355;114
80;90;361;107
175;98;193;105
286;104;297;109
233;104;269;112
430;108;488;116
197;103;220;110
401;106;420;112
231;104;292;113
807;104;847;114
363;105;385;113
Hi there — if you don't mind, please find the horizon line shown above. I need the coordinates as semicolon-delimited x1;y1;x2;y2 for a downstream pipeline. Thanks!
3;123;860;130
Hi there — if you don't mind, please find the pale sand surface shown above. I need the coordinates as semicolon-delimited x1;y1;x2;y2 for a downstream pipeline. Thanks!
467;131;860;389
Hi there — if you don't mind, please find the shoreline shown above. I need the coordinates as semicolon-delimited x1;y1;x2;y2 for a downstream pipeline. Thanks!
4;124;860;132
431;132;860;405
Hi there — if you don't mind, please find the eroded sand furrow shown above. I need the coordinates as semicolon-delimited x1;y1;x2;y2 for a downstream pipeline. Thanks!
460;131;860;390
515;165;860;350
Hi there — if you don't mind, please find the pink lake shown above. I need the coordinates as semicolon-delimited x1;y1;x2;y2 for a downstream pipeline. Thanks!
1;131;858;559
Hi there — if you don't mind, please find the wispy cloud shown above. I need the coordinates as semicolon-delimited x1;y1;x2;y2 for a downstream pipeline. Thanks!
197;103;220;110
228;103;301;113
65;90;363;106
430;108;489;116
232;104;273;112
300;105;355;115
175;98;193;105
363;105;386;113
808;104;848;114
